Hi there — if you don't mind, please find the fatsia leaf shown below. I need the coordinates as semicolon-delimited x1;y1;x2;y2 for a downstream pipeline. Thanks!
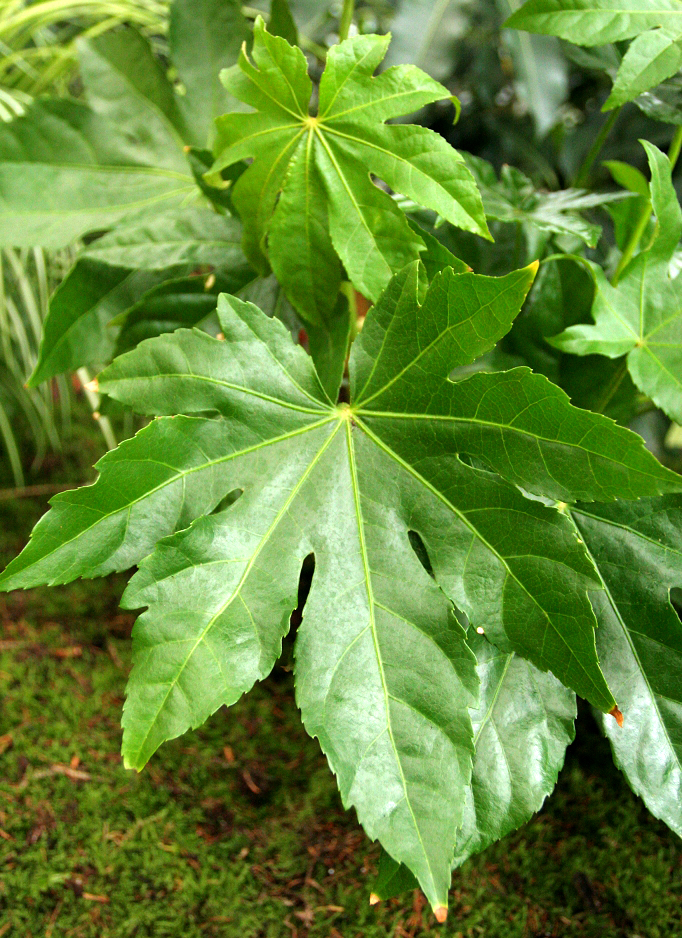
550;142;682;423
451;630;576;866
570;497;682;836
5;262;682;910
211;21;488;323
169;0;251;148
506;0;682;108
0;99;195;248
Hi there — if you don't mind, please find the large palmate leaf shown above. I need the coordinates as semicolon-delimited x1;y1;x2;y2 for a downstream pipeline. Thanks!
211;20;488;324
506;0;682;108
570;497;682;836
551;142;682;423
4;261;682;912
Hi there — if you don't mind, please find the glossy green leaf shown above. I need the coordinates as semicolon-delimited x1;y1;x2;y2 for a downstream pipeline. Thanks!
570;497;682;837
7;261;682;910
452;630;576;867
506;0;682;108
0;98;195;248
212;21;488;322
169;0;251;147
83;208;252;272
551;142;682;423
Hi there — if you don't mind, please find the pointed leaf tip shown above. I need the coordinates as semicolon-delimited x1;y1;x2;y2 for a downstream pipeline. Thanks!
609;705;624;728
434;905;448;924
369;893;381;906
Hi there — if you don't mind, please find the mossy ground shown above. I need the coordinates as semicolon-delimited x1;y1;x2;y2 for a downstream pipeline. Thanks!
1;487;681;938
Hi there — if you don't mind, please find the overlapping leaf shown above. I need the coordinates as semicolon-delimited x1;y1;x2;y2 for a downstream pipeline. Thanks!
210;20;488;324
507;0;682;108
5;258;682;910
570;497;682;836
0;98;195;248
551;142;682;423
29;207;255;385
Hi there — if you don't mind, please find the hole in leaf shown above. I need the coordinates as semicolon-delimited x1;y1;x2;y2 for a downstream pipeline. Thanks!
291;553;315;629
211;488;243;514
408;530;435;579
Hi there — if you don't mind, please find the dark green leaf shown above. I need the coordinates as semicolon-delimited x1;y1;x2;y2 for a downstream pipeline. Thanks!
29;261;174;386
269;0;299;45
452;630;576;867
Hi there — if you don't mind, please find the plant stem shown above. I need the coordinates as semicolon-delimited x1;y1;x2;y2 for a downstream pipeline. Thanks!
612;125;682;285
338;0;354;41
573;106;622;189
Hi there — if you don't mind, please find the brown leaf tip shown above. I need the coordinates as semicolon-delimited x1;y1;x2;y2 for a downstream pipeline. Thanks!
369;893;381;906
609;705;624;728
434;905;448;924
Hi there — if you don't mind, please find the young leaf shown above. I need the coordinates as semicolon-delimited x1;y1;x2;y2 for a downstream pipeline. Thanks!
506;0;682;108
551;142;682;423
169;0;251;147
6;263;682;911
451;630;576;867
570;497;682;837
605;27;682;108
0;99;195;248
211;21;488;323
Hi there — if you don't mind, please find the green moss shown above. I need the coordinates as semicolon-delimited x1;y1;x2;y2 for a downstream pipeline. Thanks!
0;503;681;936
